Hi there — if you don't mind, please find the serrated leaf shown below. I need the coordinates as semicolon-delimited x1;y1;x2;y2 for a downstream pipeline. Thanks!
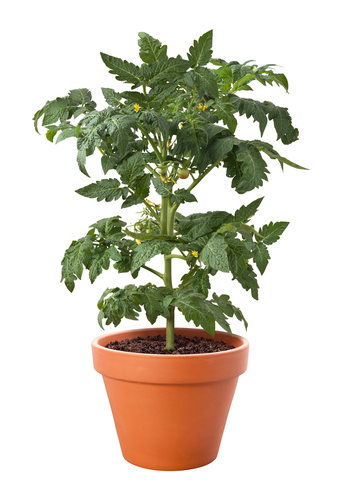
55;127;76;144
252;241;270;274
208;136;240;165
257;221;289;245
235;143;269;193
171;189;197;206
193;66;218;98
101;88;124;107
235;97;268;136
141;111;170;144
75;178;123;202
200;234;229;273
61;235;94;289
121;174;151;208
171;290;215;336
138;32;167;63
137;285;169;324
105;114;131;156
146;57;191;87
152;177;174;197
188;30;213;67
131;239;176;272
179;211;231;241
117;152;145;187
89;216;126;239
101;155;118;174
211;293;248;330
232;197;264;223
189;268;211;297
68;88;93;106
214;101;237;134
100;53;142;86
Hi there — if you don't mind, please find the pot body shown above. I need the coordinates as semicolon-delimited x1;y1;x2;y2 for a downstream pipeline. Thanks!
92;327;249;471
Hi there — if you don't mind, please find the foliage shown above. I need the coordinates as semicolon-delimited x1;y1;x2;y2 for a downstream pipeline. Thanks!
34;30;305;350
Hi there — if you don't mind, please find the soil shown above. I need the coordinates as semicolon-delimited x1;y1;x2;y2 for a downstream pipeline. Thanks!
106;334;235;355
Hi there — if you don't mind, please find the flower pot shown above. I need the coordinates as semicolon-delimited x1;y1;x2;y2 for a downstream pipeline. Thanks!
92;327;249;471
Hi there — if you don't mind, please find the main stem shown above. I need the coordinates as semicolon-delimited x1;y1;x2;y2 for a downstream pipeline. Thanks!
161;195;176;351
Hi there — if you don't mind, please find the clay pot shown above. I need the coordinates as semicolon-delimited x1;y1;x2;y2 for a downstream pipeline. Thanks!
92;327;249;471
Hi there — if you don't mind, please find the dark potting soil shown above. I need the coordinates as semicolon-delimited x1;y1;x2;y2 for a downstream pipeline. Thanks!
106;334;235;355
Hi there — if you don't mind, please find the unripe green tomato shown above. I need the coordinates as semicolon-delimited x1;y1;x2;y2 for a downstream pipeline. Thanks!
146;228;154;234
177;167;190;179
157;166;168;175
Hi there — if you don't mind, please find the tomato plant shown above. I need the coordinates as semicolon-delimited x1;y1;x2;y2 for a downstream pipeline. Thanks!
34;30;305;351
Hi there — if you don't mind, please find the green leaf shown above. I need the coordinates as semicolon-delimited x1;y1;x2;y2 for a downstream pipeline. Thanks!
61;235;94;290
208;136;240;165
214;101;237;134
257;221;289;245
193;66;218;98
75;178;124;202
211;293;248;330
100;53;142;86
170;189;197;206
55;127;76;144
138;32;167;63
137;285;169;324
179;211;231;241
152;177;174;198
131;239;176;272
105;114;135;156
146;57;191;87
141;111;170;144
117;152;145;187
89;216;126;239
235;143;269;193
101;155;118;174
187;30;213;67
232;197;264;223
252;241;270;274
188;268;211;297
46;129;57;142
235;97;268;136
121;174;151;208
97;286;142;329
200;234;229;273
68;88;94;107
101;88;124;107
171;290;215;336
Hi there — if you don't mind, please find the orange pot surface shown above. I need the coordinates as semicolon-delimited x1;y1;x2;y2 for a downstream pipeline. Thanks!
92;328;249;471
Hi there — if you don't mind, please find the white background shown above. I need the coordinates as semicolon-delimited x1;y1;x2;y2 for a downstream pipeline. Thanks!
1;1;345;498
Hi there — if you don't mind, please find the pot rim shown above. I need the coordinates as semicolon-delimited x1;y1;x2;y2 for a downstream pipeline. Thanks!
92;327;249;358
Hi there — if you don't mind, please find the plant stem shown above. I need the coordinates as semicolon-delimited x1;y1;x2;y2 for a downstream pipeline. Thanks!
161;195;176;351
142;265;164;280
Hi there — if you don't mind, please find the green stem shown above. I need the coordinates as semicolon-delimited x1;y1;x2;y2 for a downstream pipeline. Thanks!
142;265;164;280
161;195;176;351
137;123;163;163
165;254;187;261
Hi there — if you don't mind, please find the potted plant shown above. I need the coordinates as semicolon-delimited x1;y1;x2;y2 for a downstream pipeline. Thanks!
33;30;305;470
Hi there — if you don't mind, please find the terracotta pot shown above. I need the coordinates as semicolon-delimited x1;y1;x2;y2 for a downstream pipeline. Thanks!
92;327;249;471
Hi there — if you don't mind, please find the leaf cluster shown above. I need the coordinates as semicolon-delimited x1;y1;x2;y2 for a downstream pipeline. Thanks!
34;30;304;339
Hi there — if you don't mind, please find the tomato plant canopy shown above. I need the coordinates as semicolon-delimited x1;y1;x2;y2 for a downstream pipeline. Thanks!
33;30;305;350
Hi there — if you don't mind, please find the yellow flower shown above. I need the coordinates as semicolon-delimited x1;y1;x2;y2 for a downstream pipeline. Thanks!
134;103;141;112
146;199;155;206
167;140;171;148
178;122;183;129
136;239;141;245
198;103;208;111
192;251;198;258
